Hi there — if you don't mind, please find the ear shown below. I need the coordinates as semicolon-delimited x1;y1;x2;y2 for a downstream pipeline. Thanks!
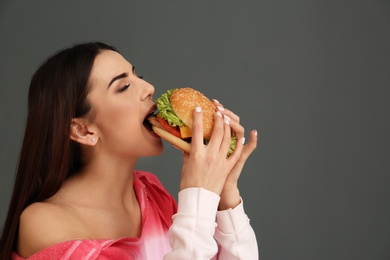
70;118;98;146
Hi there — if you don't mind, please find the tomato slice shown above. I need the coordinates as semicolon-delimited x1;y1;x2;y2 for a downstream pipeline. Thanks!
156;116;182;138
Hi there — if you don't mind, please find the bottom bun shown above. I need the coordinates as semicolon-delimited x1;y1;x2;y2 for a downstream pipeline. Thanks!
152;126;191;153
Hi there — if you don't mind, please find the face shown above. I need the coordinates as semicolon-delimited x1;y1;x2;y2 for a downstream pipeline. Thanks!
86;50;162;158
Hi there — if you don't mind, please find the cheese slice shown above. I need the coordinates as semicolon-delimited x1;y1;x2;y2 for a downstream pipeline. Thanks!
180;126;192;138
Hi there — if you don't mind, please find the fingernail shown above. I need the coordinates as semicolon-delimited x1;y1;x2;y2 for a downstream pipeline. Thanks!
224;115;230;125
195;106;201;112
216;106;225;111
224;115;231;121
254;130;258;136
216;111;222;117
241;137;245;144
213;99;220;103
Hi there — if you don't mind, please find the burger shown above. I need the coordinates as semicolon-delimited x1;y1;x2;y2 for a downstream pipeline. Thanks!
147;87;236;156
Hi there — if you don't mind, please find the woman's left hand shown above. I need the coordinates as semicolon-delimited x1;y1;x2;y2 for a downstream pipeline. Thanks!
212;100;258;210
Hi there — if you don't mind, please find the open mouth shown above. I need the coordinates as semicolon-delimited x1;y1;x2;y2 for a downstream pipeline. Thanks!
143;105;158;131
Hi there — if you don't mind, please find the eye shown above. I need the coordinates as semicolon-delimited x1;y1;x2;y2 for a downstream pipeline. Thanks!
118;84;130;93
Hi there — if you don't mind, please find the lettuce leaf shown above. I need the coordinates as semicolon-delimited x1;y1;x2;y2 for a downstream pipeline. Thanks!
156;89;185;127
228;137;237;156
204;136;237;157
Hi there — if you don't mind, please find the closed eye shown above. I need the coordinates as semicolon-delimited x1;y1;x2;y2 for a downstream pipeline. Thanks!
118;84;130;93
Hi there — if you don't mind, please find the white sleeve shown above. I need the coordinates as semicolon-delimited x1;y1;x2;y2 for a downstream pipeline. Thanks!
214;200;259;259
164;187;220;260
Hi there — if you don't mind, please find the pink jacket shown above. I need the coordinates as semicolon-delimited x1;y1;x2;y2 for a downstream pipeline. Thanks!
13;171;258;259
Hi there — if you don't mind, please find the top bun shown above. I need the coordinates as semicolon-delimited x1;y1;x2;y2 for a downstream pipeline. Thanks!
170;88;216;140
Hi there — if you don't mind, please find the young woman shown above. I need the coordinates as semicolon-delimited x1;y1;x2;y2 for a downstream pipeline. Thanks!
0;42;258;259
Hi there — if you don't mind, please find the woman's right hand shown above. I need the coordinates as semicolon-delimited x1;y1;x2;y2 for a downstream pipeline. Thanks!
179;106;244;195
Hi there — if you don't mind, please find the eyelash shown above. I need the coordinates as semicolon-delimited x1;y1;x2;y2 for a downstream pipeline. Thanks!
118;84;130;93
117;75;143;93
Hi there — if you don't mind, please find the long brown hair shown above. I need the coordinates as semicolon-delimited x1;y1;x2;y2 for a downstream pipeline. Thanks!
0;42;117;259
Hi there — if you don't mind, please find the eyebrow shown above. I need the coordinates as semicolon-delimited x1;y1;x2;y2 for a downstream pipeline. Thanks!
107;66;136;88
108;72;128;88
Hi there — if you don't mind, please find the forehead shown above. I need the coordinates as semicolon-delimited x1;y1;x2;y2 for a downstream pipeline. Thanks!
90;50;132;84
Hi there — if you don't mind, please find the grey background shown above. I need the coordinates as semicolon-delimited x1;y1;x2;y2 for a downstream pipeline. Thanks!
1;1;389;259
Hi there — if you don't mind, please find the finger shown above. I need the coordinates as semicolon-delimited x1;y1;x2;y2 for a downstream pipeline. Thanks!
212;99;231;118
239;130;258;162
212;99;222;107
212;100;240;123
207;111;225;151
227;134;245;163
213;104;242;138
227;118;245;140
227;130;257;175
220;108;240;123
190;106;204;150
219;115;233;155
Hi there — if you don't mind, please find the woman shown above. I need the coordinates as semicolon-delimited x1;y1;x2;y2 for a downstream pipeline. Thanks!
0;42;258;259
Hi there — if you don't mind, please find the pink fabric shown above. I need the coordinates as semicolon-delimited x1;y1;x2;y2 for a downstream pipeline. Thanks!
12;171;177;260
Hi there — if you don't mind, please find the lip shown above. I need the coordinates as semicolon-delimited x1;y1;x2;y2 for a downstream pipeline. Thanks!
143;104;159;136
144;104;157;121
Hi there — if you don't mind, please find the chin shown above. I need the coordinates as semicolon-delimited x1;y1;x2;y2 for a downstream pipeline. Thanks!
142;140;163;156
151;145;164;156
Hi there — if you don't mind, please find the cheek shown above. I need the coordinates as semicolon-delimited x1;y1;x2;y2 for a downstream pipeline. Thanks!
95;102;140;141
97;114;144;157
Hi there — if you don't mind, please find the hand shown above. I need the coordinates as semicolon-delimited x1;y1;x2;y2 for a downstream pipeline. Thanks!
212;100;258;210
180;106;245;195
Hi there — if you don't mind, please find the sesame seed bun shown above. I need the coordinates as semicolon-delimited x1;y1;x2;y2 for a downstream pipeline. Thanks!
170;88;216;140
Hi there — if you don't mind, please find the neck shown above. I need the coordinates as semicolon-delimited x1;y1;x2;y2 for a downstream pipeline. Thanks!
59;151;138;210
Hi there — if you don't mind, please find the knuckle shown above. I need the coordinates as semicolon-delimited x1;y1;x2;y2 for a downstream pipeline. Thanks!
205;153;217;164
249;141;257;150
234;126;244;137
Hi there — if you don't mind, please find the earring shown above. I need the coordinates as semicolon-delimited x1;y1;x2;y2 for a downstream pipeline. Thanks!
91;137;96;142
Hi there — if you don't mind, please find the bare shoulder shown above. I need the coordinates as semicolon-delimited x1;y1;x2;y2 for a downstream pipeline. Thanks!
17;202;79;257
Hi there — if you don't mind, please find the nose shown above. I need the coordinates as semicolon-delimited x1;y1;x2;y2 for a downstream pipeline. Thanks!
140;79;155;101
